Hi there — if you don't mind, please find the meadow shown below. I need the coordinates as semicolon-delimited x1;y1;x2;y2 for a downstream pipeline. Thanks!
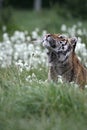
0;10;87;130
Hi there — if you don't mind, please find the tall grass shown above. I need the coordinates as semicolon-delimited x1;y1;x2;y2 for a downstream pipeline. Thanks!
0;66;87;130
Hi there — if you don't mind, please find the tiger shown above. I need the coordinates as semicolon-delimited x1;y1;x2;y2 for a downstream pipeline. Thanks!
42;33;87;89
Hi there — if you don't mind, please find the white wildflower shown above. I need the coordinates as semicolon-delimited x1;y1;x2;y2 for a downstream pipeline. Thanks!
2;25;7;32
26;36;31;41
32;31;38;39
85;85;87;88
77;22;82;27
26;75;31;81
32;73;36;78
77;29;82;35
15;60;24;68
42;30;47;37
58;75;63;83
61;24;67;32
3;33;9;41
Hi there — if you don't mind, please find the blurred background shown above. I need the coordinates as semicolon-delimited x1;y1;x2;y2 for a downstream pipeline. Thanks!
0;0;87;33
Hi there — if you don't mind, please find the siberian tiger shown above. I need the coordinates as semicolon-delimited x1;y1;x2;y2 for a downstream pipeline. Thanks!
42;34;87;89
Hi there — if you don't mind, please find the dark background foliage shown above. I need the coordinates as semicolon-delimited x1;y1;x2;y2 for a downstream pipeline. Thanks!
0;0;86;34
3;0;87;19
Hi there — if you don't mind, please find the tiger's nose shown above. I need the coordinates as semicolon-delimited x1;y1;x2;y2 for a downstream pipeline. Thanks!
42;34;51;44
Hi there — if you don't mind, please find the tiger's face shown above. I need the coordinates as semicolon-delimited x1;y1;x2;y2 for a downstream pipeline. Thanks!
42;34;77;62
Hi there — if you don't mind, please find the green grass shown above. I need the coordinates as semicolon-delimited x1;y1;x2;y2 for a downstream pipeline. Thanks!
12;9;87;33
0;66;87;130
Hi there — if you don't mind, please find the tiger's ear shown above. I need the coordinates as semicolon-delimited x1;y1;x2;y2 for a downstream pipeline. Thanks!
70;37;77;51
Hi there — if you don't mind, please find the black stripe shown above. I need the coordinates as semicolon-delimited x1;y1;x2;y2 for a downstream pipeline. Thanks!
57;45;71;55
69;69;74;82
69;56;74;82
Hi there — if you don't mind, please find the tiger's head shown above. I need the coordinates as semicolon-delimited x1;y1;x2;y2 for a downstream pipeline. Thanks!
42;34;77;63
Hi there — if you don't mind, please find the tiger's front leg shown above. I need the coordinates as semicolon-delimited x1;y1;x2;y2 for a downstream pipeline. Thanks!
48;66;58;82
